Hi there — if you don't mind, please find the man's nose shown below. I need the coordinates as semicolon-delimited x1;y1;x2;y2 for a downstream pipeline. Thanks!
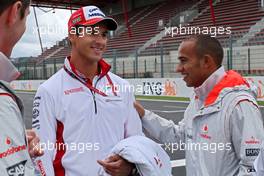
176;64;183;73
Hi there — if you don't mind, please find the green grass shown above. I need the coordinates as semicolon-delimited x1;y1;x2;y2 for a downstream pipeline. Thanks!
136;95;190;101
15;90;36;93
258;101;264;106
14;91;264;106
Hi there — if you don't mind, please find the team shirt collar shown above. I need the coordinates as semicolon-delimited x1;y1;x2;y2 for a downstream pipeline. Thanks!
64;56;111;84
194;66;226;104
0;52;21;82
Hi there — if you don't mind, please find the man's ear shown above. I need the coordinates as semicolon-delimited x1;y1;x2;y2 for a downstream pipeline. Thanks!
6;1;22;26
68;33;76;46
201;54;216;69
68;34;73;41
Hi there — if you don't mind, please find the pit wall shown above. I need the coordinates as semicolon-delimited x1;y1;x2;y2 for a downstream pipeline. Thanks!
11;76;264;101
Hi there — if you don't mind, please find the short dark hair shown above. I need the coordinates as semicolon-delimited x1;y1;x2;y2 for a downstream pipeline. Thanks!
184;34;224;66
0;0;30;18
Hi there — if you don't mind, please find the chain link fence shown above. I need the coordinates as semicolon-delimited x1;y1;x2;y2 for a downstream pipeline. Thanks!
14;31;264;80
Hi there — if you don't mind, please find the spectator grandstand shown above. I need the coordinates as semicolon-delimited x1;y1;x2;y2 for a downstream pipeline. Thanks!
15;0;264;80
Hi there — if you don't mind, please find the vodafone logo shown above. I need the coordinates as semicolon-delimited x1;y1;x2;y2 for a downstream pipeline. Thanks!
0;145;27;159
6;137;12;145
0;136;26;159
202;124;208;133
200;124;211;140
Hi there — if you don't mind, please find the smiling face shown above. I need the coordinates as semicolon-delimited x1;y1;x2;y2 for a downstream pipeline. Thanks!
69;24;108;63
176;40;208;88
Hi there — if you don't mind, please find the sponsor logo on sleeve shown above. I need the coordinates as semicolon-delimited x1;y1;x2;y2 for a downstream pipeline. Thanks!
6;137;12;145
0;137;27;159
245;148;260;156
6;160;27;176
186;134;193;140
246;166;256;173
245;136;260;145
32;96;41;130
0;145;27;159
154;156;163;168
36;160;46;176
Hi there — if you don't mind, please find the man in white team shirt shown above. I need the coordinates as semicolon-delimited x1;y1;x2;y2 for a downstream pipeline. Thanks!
32;5;143;176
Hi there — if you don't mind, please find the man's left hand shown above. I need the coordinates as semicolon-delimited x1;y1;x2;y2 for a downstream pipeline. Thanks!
97;154;134;176
26;129;43;158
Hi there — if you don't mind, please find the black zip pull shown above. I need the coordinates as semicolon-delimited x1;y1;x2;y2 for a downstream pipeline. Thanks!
92;93;97;114
92;78;101;114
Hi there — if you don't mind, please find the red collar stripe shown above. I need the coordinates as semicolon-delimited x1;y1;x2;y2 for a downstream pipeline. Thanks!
106;74;117;96
204;70;250;106
64;65;108;96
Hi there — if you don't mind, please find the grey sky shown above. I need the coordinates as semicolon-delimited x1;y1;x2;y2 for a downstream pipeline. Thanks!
11;7;72;58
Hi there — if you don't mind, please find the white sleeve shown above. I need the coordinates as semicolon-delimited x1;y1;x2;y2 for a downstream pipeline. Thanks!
230;101;264;176
124;87;143;138
32;86;57;176
141;110;185;144
254;143;264;176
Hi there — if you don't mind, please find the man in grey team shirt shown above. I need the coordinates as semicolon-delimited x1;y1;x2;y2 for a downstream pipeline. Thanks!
0;0;43;175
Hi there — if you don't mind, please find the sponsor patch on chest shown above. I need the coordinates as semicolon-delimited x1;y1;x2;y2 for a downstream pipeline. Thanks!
200;124;212;140
64;87;85;95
